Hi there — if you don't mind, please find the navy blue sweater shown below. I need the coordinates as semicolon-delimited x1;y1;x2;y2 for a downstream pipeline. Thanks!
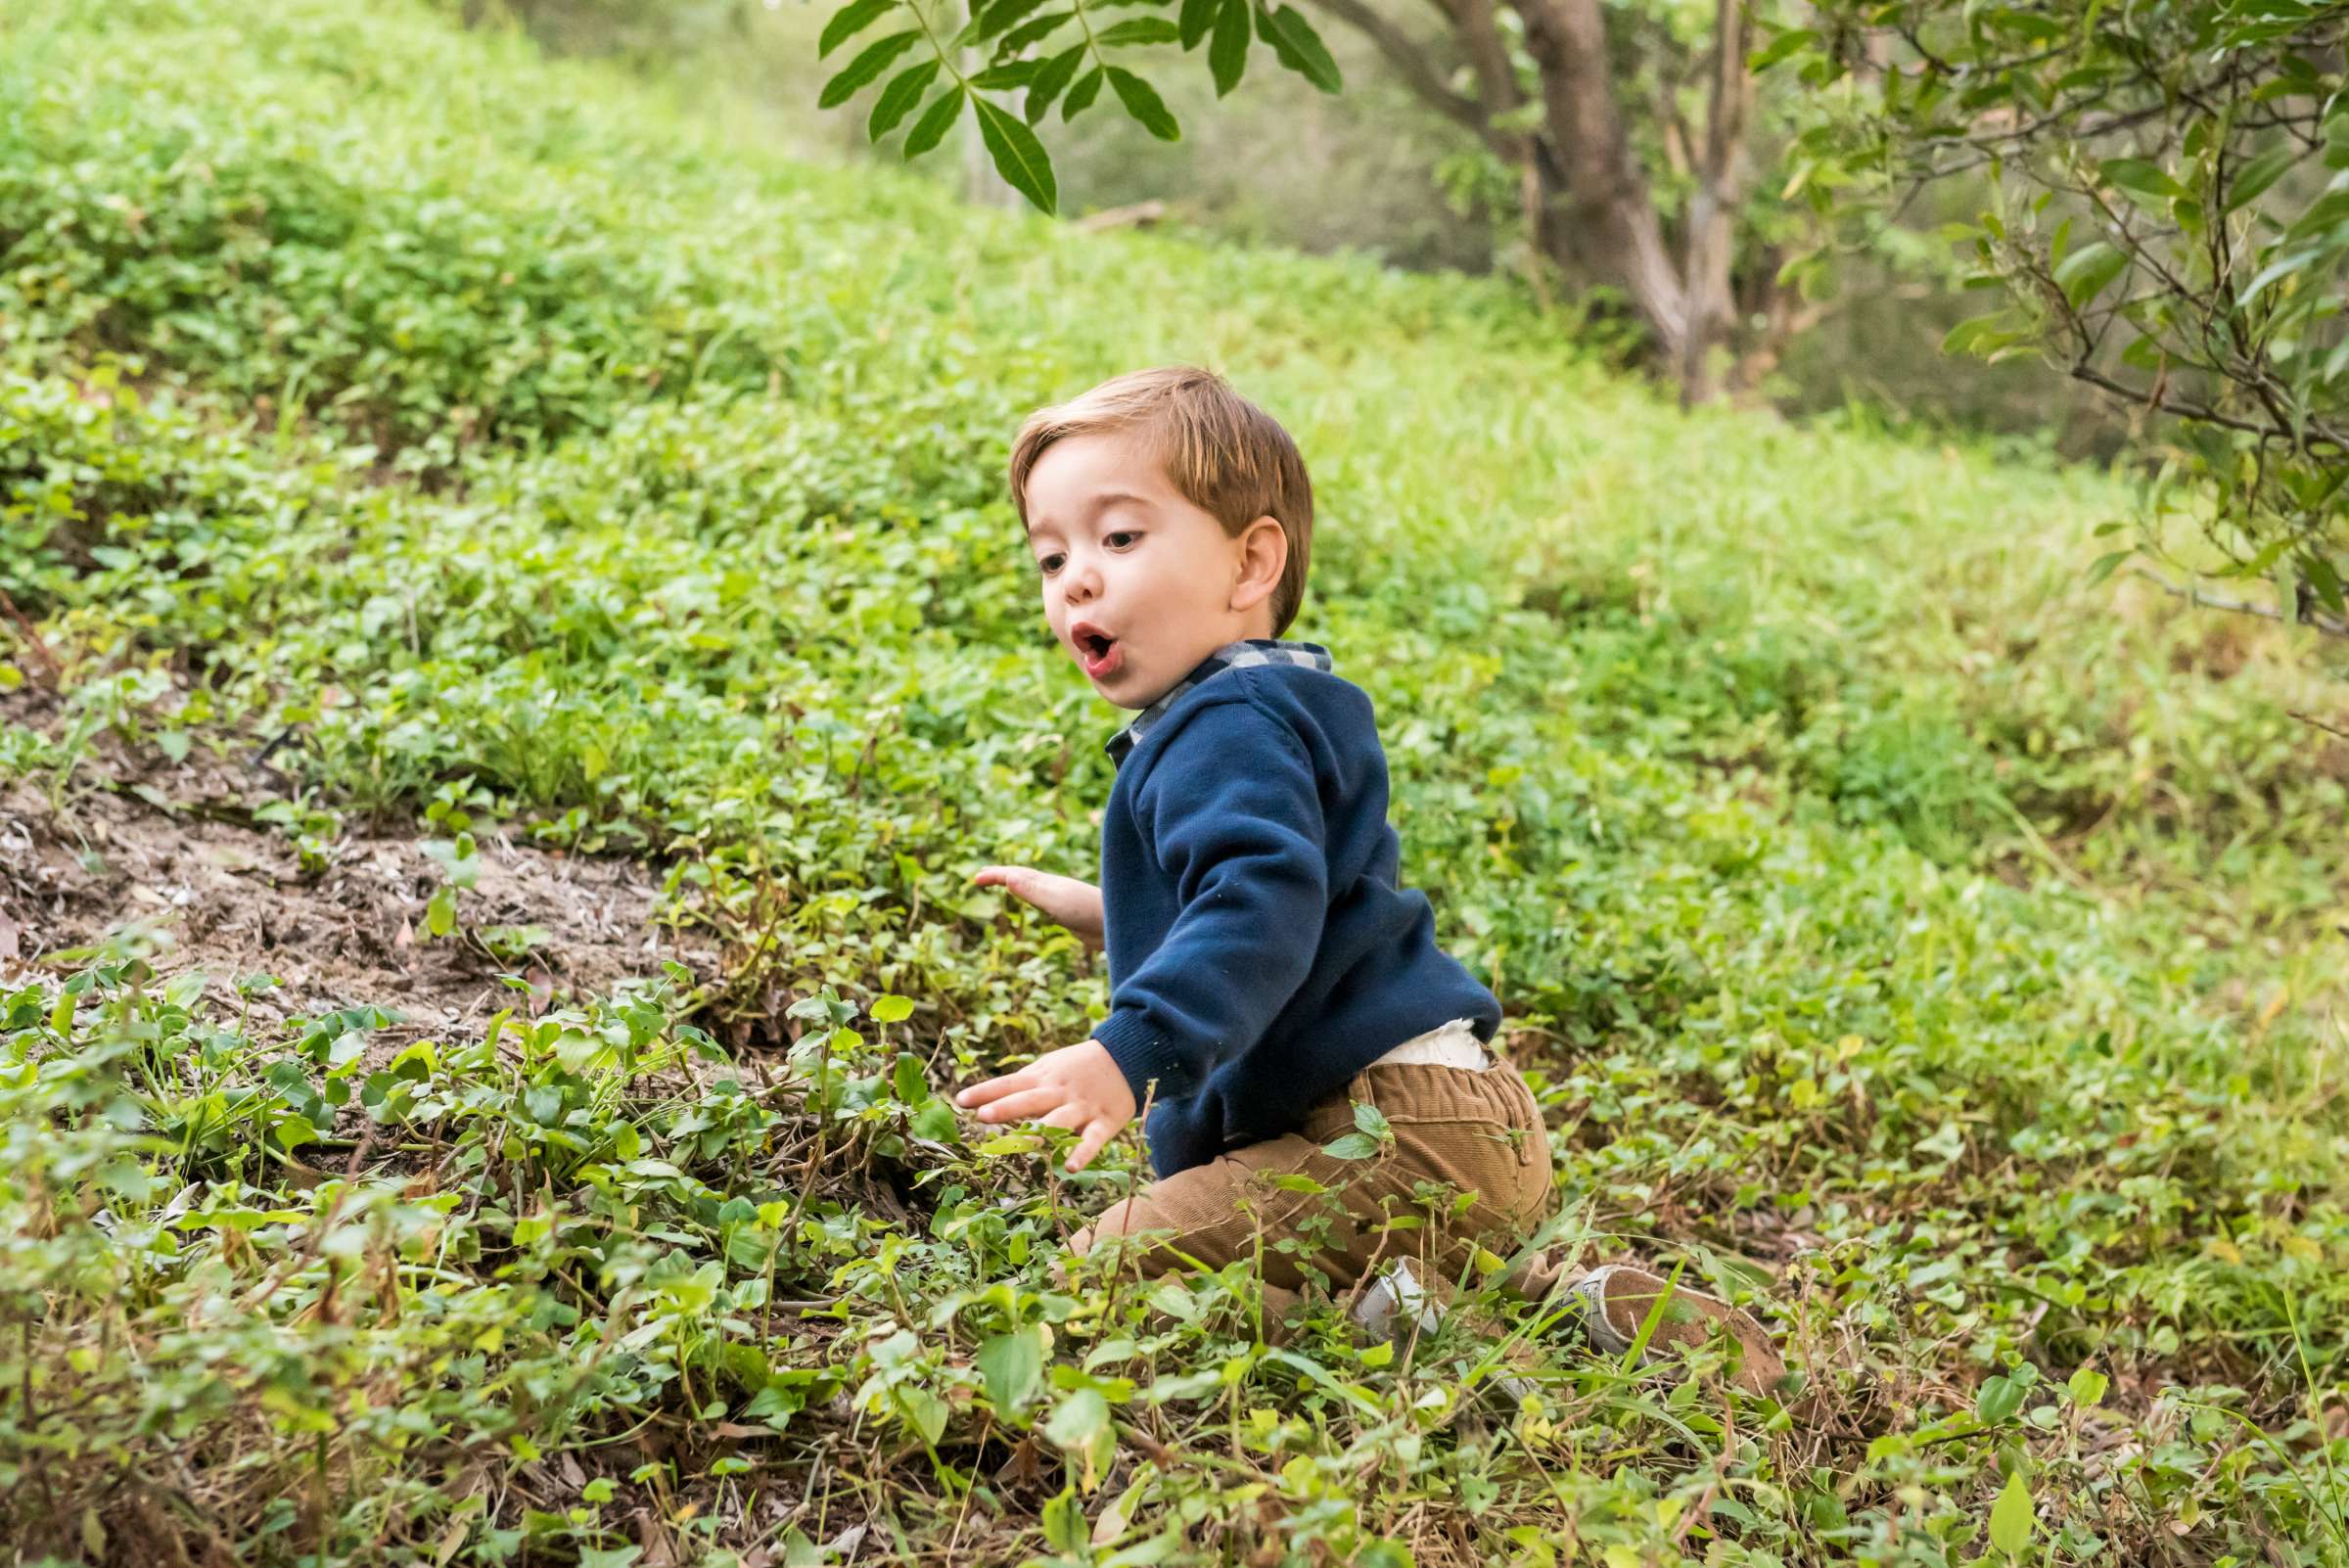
1089;642;1501;1176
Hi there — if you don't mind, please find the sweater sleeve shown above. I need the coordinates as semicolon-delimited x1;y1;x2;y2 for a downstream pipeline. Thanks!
1090;697;1329;1107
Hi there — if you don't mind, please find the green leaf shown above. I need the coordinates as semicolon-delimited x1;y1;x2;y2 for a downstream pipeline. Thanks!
1352;1101;1391;1138
976;1132;1042;1155
425;832;479;889
1044;1387;1109;1437
744;1381;807;1429
1747;25;1818;70
1320;1130;1381;1160
893;1051;930;1103
1988;1468;2035;1557
1107;68;1179;140
2226;144;2299;212
819;0;896;58
2241;245;2321;303
1041;1487;1087;1554
1026;44;1087;123
1043;1387;1115;1482
1063;66;1106;120
579;1547;643;1568
1096;17;1179;45
871;992;915;1023
2066;1364;2110;1407
1147;1279;1200;1321
1942;310;2018;357
1261;6;1340;92
965;0;1047;43
2302;551;2347;616
976;1325;1046;1412
902;86;966;161
2053;241;2128;309
426;883;457;939
2084;549;2132;586
969;59;1039;90
820;30;920;109
895;1385;948;1445
868;62;940;139
1177;0;1219;48
1977;1368;2031;1423
2283;187;2349;244
974;95;1056;212
2100;158;2188;202
999;10;1074;51
1209;0;1250;96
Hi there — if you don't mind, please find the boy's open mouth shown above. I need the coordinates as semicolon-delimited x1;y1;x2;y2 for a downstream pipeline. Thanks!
1072;624;1123;678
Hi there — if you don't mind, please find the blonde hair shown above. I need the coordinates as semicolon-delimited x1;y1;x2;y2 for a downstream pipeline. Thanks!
1007;366;1314;635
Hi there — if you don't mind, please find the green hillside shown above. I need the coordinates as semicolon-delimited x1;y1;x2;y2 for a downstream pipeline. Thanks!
3;0;2346;1562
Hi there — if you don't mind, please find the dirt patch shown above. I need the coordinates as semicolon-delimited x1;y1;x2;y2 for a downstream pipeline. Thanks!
0;695;710;1047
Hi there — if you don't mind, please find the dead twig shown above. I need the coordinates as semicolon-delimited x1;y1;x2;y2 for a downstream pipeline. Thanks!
0;587;63;686
2289;710;2349;743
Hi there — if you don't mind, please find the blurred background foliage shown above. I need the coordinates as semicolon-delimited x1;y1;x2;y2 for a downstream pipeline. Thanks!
464;0;2136;453
4;0;2346;1557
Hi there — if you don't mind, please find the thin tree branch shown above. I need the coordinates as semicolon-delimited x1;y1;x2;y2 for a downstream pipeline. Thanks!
2291;710;2349;742
1298;0;1493;142
1305;0;1576;211
1446;0;1525;133
2071;363;2349;452
2130;566;2349;639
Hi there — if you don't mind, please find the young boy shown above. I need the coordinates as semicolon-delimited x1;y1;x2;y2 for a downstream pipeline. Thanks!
955;368;1783;1395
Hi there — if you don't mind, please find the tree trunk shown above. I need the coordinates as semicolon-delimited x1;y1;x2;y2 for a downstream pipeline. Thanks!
1675;0;1753;402
1313;0;1771;400
1514;0;1691;361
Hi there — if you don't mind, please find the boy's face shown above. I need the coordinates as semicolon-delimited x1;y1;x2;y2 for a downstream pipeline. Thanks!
1023;430;1283;710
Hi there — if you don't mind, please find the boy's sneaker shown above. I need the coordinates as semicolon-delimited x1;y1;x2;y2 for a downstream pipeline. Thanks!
1347;1256;1446;1344
1348;1258;1543;1406
1563;1263;1786;1399
1348;1257;1787;1407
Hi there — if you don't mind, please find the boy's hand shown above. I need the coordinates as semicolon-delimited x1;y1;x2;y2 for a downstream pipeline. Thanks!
956;1038;1136;1173
975;866;1105;950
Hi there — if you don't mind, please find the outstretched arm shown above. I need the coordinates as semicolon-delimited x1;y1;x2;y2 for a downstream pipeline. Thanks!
1089;699;1328;1107
955;1038;1135;1173
973;865;1105;950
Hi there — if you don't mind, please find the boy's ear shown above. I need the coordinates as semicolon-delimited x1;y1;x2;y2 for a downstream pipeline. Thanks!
1229;515;1288;615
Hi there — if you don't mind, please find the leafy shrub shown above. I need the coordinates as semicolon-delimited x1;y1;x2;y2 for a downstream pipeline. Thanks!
1;0;2345;1561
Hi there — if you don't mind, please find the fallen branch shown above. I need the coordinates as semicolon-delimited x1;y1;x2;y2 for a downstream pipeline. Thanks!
1072;201;1168;233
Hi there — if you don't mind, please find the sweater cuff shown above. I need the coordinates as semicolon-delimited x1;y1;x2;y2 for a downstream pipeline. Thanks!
1091;1009;1196;1107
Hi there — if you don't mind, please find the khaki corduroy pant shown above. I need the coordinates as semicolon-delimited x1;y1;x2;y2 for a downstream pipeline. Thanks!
1064;1058;1553;1327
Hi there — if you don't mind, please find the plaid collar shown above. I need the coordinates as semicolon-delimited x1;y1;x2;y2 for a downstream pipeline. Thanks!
1105;638;1333;766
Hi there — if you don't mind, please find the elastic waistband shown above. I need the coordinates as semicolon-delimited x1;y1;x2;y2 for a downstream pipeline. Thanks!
1303;1055;1539;1139
1369;1016;1495;1071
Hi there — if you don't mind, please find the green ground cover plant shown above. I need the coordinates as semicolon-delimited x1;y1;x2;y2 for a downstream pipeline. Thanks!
2;1;2347;1562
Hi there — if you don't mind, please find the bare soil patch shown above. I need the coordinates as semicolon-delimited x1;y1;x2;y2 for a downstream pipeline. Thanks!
0;698;709;1048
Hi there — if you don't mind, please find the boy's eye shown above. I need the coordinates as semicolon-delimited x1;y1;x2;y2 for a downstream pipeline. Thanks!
1105;530;1140;549
1036;554;1064;575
